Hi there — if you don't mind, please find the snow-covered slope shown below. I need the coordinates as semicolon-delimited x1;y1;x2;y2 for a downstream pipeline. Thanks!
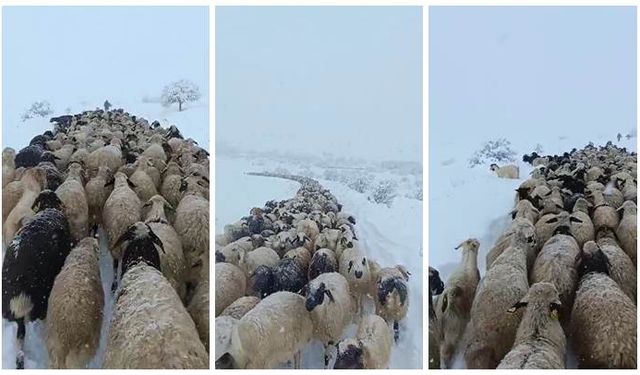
215;155;423;369
429;134;637;369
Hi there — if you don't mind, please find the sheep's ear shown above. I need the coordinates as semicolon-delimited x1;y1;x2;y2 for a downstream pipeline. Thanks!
507;301;528;313
510;210;517;220
163;199;175;211
569;216;583;223
441;293;448;314
114;226;135;249
127;179;137;189
324;289;335;303
299;284;309;297
545;217;559;224
104;177;115;187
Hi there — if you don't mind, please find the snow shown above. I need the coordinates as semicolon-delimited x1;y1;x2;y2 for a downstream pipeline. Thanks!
215;155;423;369
429;135;637;369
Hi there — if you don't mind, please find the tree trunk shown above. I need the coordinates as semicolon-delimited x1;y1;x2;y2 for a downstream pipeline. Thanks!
178;100;183;112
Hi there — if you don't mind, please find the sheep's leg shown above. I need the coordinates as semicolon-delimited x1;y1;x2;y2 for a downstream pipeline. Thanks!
393;320;400;342
323;342;333;369
293;351;301;369
16;318;25;369
111;258;119;292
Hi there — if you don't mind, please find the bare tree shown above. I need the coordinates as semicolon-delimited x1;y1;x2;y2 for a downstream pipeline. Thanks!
161;79;201;111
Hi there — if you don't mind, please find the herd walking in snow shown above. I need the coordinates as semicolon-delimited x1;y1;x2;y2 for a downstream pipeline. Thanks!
215;172;411;369
430;141;637;369
2;109;210;369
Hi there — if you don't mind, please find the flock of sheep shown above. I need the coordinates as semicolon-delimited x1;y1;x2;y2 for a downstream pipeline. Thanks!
430;141;637;369
215;172;411;369
2;109;210;369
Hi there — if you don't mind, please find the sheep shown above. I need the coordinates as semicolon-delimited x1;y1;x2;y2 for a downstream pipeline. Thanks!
315;228;341;252
510;199;540;224
465;224;536;369
435;238;480;368
45;237;103;368
569;197;595;248
486;218;537;271
52;144;76;171
143;195;187;299
333;314;393;369
160;161;184;208
429;267;445;369
129;157;158;202
530;228;580;320
15;144;45;168
216;262;246;316
3;165;47;223
217;237;254;265
534;211;570;251
55;162;89;242
302;272;353;367
593;231;636;303
616;200;637;265
2;190;72;369
3;147;16;187
497;282;566;369
37;159;64;191
296;218;320;241
104;223;208;369
308;248;338;280
84;166;113;232
215;291;313;369
102;171;142;290
371;263;409;342
187;253;210;352
220;296;261;319
570;244;637;369
339;242;374;317
589;189;620;231
3;167;48;247
284;246;312;273
174;178;209;274
490;163;520;179
85;139;123;177
239;246;280;277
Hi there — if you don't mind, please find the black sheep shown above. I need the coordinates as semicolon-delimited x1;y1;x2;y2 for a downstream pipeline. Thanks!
2;190;71;369
115;222;165;278
14;144;45;168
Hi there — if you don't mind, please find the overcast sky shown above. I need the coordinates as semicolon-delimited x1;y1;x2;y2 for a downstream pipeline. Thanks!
3;6;208;132
216;6;422;163
430;6;636;158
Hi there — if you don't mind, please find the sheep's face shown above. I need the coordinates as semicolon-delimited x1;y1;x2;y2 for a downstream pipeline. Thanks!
334;341;364;369
305;281;334;311
578;242;610;278
344;251;369;281
455;238;480;252
32;189;64;212
490;164;499;172
428;267;444;296
248;265;276;298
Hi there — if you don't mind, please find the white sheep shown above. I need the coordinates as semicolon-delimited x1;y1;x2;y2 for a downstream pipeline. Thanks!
3;147;16;187
589;189;620;231
303;272;353;368
174;179;209;274
104;262;208;368
215;291;313;369
593;233;636;303
334;314;393;369
220;296;261;319
530;231;580;316
497;282;566;369
490;163;520;179
486;218;537;271
102;171;142;290
3;167;48;247
160;161;184;208
55;162;89;242
85;139;123;178
338;242;374;317
570;245;636;368
129;157;158;202
239;246;280;277
284;246;312;273
465;224;536;369
45;237;103;368
143;195;187;300
84;165;113;231
569;197;595;248
187;253;210;352
616;200;637;265
435;238;480;368
215;262;246;316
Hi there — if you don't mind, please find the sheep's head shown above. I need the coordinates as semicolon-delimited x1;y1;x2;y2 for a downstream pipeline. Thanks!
345;248;368;280
304;281;334;311
32;189;64;212
455;238;480;252
117;222;165;274
334;339;364;369
428;267;444;296
513;224;537;249
215;316;239;369
489;163;499;172
248;265;276;298
507;282;561;320
578;241;610;278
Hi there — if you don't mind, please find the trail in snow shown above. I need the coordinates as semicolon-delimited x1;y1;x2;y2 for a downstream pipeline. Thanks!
216;156;423;369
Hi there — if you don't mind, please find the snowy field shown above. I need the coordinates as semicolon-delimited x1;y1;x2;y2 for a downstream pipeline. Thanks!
215;154;423;369
2;99;208;369
429;133;637;369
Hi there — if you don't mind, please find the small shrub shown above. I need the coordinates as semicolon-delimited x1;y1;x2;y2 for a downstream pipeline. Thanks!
368;179;398;207
347;173;374;194
468;138;517;167
21;101;53;122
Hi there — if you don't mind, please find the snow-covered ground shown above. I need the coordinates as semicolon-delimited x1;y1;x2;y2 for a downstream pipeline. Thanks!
429;134;637;369
2;99;208;369
215;154;423;369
